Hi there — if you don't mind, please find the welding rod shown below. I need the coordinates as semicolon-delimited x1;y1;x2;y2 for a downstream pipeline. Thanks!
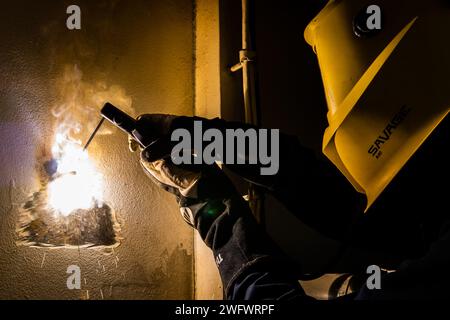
83;117;105;151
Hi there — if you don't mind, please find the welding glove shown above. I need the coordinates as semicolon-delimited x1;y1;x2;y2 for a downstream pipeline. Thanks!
132;133;295;296
133;114;278;188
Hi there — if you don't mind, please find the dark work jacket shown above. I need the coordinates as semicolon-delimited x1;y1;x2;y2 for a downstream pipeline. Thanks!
181;114;450;300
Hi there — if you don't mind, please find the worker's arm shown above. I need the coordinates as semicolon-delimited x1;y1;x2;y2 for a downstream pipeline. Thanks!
135;115;365;240
138;154;309;300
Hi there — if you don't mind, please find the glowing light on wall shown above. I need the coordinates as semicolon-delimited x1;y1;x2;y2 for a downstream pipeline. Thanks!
47;132;104;216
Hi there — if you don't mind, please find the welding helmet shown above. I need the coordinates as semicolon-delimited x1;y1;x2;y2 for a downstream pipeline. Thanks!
304;0;450;211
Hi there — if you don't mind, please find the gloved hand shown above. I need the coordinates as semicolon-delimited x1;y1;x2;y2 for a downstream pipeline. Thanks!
132;114;196;161
129;114;247;235
130;114;294;296
132;113;280;191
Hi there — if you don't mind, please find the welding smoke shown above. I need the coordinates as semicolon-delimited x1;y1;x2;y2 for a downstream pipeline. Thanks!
51;64;134;144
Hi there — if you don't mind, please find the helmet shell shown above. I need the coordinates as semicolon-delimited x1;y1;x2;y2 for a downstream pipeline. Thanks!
305;0;450;210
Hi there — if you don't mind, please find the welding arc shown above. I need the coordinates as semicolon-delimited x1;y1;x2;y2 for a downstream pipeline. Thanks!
83;117;105;151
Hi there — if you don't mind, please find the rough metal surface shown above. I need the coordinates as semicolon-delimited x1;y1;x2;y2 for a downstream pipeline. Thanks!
0;0;194;299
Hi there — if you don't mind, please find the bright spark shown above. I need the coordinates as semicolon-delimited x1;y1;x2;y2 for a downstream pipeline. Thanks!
47;133;103;216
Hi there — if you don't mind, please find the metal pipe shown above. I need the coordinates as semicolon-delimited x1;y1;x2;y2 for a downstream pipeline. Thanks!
242;0;250;50
232;0;264;224
240;0;258;125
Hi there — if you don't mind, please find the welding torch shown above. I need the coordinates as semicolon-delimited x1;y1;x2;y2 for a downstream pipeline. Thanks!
83;103;152;151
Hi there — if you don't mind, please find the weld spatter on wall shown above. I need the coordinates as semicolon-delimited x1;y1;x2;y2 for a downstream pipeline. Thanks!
16;153;122;249
16;187;121;249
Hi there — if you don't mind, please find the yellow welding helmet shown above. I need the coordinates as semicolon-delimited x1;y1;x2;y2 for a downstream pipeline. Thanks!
304;0;450;211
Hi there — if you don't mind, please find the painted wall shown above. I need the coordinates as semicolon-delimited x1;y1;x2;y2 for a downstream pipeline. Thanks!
0;0;194;299
194;0;223;300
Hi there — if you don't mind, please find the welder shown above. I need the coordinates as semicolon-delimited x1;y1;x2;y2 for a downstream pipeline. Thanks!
124;0;450;300
125;111;449;300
